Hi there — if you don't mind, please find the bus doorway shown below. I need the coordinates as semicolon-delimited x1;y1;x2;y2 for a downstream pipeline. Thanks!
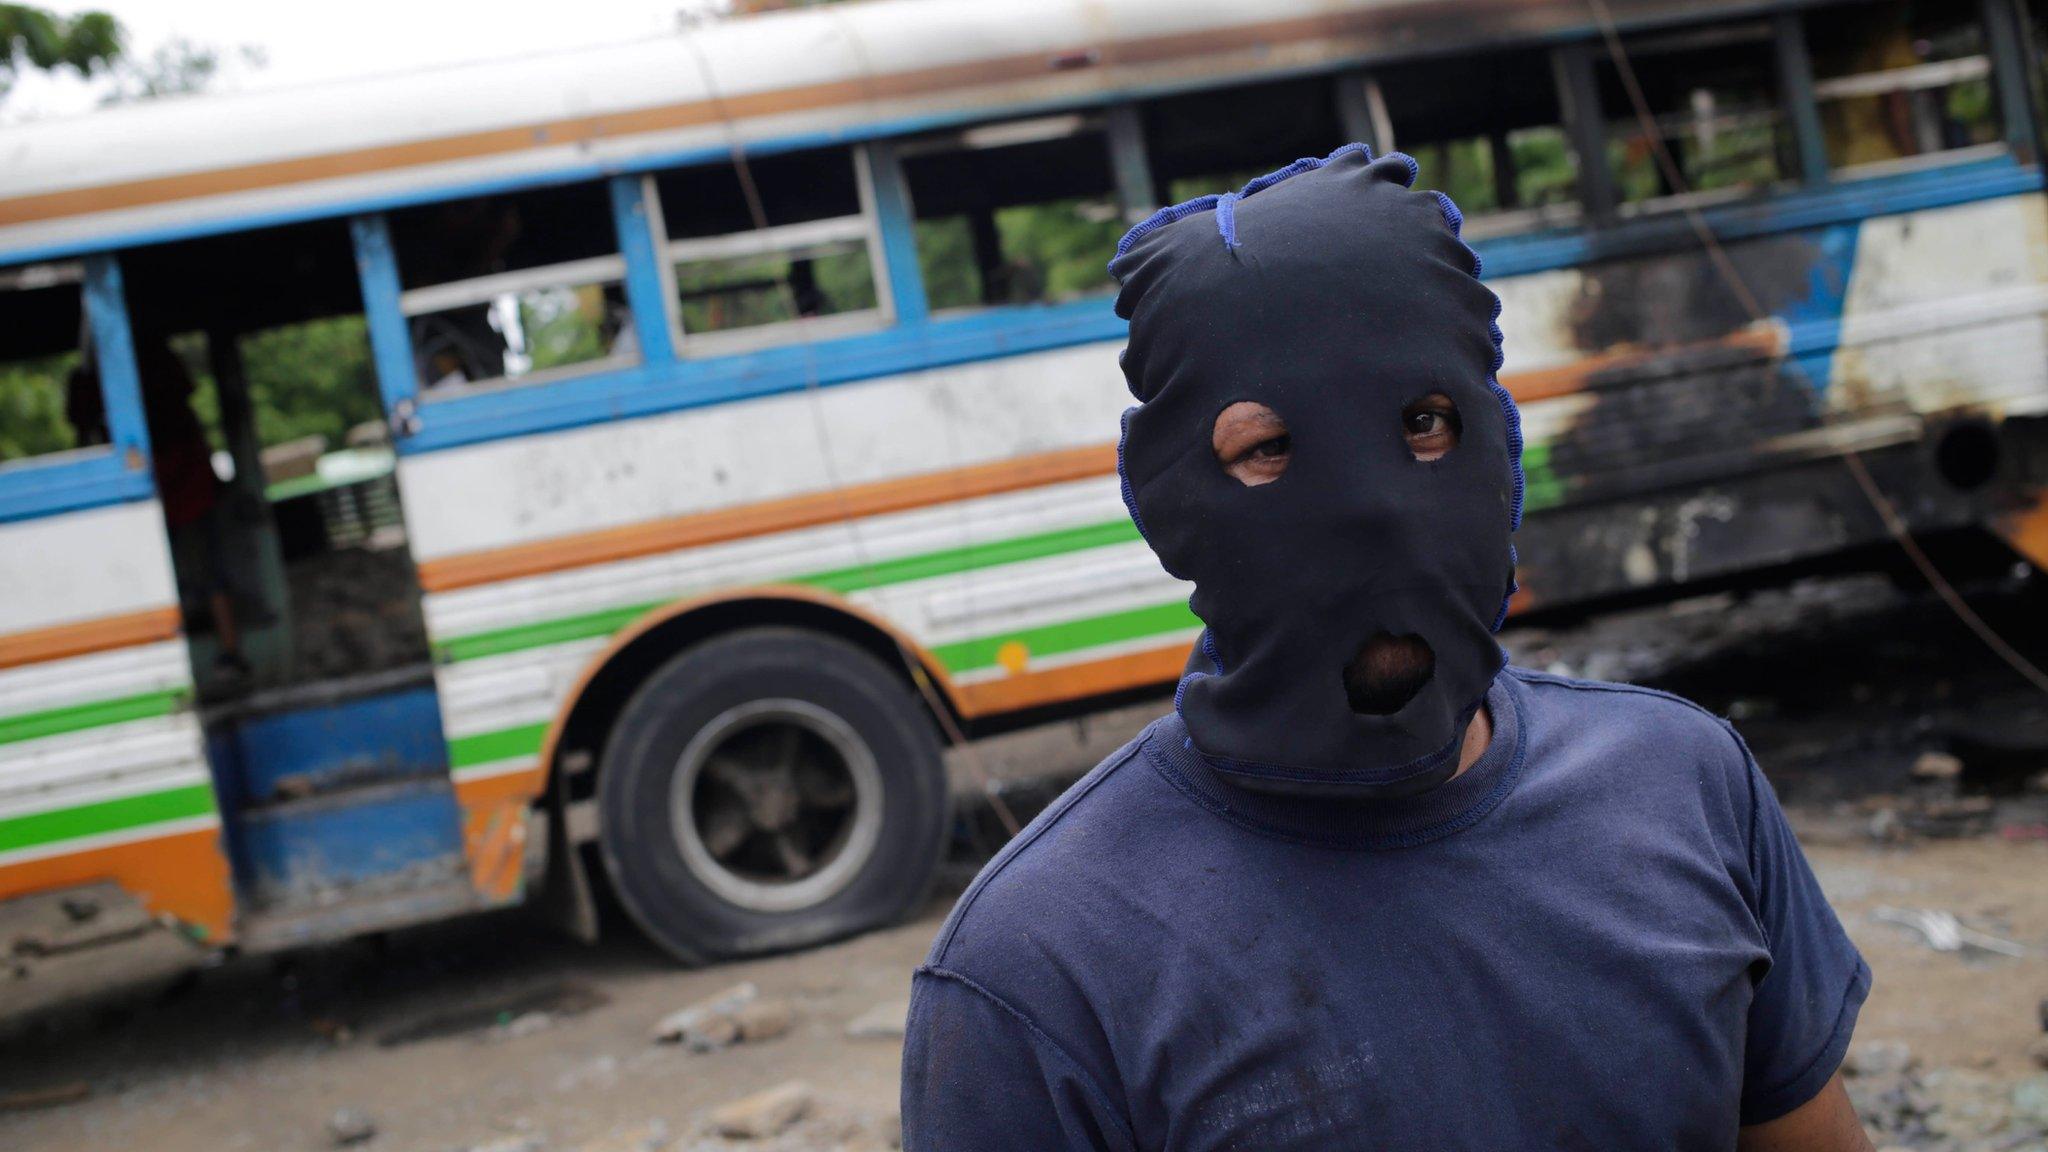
117;220;476;949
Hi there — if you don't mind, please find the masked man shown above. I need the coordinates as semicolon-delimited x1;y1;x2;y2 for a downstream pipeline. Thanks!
901;146;1872;1151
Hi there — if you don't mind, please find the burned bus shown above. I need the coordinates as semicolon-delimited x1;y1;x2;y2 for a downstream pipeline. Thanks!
1;0;2044;978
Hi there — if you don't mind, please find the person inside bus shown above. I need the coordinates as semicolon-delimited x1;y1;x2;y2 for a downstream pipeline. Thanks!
72;333;262;687
902;145;1872;1151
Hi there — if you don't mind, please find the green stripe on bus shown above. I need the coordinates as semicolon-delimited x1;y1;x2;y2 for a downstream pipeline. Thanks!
799;519;1143;594
0;689;187;747
448;722;550;770
0;783;216;854
930;600;1199;673
435;517;1146;664
438;603;657;663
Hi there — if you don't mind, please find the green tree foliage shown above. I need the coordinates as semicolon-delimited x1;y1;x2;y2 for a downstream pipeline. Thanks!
0;4;120;101
100;36;265;104
0;353;81;460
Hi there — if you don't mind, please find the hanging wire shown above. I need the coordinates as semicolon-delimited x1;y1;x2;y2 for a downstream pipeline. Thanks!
1583;0;2048;697
681;22;1024;836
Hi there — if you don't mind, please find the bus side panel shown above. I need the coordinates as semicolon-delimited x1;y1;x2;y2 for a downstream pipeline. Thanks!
401;340;1193;779
0;501;235;942
398;191;2048;758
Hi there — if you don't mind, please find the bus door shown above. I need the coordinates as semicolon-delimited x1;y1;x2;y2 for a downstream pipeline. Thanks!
0;256;236;970
116;221;481;952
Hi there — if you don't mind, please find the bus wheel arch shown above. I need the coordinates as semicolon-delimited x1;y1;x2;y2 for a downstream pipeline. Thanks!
537;587;959;962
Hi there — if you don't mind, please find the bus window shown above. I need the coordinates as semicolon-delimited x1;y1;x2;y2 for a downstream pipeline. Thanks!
900;115;1126;311
1376;48;1580;238
653;147;884;357
1807;0;2002;175
0;264;95;467
1139;75;1346;204
387;181;632;397
1593;21;1793;210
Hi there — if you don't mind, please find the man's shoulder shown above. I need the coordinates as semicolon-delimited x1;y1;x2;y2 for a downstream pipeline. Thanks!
1509;665;1740;748
924;719;1172;974
1506;666;1755;805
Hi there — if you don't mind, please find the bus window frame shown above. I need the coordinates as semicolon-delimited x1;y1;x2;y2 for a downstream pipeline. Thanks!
649;146;896;359
0;255;157;525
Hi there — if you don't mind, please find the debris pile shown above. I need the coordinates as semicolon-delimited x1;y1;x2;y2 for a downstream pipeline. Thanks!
1846;1039;2048;1150
652;983;795;1053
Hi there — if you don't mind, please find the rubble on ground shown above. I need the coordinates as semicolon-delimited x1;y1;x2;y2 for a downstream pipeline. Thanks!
1846;1039;2048;1149
651;983;796;1053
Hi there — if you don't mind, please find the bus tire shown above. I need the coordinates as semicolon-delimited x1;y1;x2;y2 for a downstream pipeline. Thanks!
595;626;949;964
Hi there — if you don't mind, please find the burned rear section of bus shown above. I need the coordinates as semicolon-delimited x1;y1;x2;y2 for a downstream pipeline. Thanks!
1489;2;2048;616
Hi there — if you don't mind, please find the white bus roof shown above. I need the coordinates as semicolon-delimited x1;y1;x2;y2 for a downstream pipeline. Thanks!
0;0;1744;263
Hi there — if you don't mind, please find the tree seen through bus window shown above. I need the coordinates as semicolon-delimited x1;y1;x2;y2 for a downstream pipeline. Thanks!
0;267;93;465
903;120;1125;311
1807;0;2001;173
1594;23;1793;207
1377;47;1579;232
655;147;884;350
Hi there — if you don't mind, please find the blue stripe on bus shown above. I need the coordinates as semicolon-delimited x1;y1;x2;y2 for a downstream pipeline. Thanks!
391;156;2031;458
0;153;2031;520
0;451;154;524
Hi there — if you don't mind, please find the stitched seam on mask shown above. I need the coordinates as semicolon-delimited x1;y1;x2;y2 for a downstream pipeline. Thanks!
1145;681;1527;851
1201;629;1224;675
1214;192;1240;251
1109;142;1376;270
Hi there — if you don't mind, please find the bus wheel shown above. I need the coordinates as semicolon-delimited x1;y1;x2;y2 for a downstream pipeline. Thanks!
596;626;949;964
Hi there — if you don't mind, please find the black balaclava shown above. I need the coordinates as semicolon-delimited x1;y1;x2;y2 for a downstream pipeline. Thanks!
1110;144;1525;798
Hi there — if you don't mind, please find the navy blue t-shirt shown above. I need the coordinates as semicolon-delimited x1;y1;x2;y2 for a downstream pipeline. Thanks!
902;668;1870;1150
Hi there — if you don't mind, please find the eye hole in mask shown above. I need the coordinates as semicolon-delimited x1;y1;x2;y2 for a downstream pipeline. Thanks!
1343;632;1437;716
1212;400;1292;487
1402;393;1461;462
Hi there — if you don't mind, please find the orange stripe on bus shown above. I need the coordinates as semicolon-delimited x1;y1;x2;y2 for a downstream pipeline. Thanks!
953;642;1190;717
0;826;234;943
416;443;1119;593
0;6;1532;229
0;607;182;671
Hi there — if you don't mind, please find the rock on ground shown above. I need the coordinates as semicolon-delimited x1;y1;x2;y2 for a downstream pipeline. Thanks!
709;1082;812;1140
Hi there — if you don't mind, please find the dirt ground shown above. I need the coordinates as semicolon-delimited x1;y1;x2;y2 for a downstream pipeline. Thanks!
6;575;2048;1151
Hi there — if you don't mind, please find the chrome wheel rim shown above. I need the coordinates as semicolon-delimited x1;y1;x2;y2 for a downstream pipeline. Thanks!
670;699;883;913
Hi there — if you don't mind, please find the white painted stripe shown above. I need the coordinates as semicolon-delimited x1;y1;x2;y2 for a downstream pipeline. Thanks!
0;640;191;719
0;813;220;870
0;714;210;819
431;541;1185;740
0;501;177;637
422;474;1130;638
436;638;609;741
396;340;1129;561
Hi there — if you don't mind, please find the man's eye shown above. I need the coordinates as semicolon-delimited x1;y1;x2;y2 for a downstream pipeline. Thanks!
1400;394;1461;462
1248;434;1291;460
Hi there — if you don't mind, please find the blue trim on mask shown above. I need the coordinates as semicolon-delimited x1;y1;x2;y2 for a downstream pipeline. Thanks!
1111;142;1378;269
1426;186;1525;631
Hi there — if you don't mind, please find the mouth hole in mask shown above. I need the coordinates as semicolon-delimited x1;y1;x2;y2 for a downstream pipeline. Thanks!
1212;400;1291;487
1402;394;1461;462
1343;632;1436;715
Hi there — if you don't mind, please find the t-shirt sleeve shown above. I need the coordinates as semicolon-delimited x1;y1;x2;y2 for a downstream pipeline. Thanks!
1731;726;1872;1126
901;967;1135;1152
